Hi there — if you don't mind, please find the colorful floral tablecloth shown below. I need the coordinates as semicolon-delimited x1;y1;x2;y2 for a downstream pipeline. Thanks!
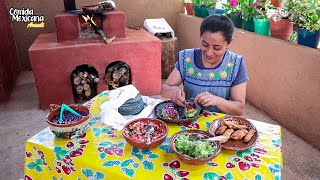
24;91;282;180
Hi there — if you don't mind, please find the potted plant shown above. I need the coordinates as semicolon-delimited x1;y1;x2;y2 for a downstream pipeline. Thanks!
253;1;271;36
225;0;244;28
208;0;218;15
182;0;195;15
242;0;259;32
271;0;286;7
267;3;293;40
200;0;213;18
290;0;320;48
208;0;227;15
192;0;202;17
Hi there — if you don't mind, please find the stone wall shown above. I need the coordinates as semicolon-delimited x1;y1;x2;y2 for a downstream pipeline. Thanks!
176;13;320;150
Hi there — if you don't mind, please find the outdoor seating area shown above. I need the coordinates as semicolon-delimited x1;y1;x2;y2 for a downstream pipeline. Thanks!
1;0;320;180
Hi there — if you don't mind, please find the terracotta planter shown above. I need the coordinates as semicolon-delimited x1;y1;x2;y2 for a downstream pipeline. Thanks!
271;0;286;7
184;2;194;15
270;19;293;41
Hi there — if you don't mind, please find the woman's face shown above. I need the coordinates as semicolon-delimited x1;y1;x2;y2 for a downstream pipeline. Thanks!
200;31;231;67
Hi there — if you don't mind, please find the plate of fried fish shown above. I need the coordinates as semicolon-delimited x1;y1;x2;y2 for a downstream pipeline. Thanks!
208;116;258;151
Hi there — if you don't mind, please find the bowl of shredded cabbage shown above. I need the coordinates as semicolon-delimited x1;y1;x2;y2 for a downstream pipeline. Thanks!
169;130;221;165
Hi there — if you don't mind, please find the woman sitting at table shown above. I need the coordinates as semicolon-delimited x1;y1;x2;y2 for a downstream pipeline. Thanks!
161;15;249;116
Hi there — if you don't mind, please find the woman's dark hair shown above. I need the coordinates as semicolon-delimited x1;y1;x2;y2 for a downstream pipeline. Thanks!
200;15;234;43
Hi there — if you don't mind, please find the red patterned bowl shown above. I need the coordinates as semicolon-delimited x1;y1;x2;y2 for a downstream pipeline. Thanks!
169;130;221;165
122;118;168;149
46;104;90;139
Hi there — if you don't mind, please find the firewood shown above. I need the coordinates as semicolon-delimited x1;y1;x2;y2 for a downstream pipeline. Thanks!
83;84;90;91
88;74;94;82
83;72;88;78
73;76;81;85
85;88;91;97
76;85;83;94
78;72;84;79
81;80;87;85
72;73;78;79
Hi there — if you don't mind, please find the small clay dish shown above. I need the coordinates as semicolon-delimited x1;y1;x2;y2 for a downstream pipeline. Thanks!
82;4;100;13
154;100;203;124
169;130;221;165
46;104;90;139
208;116;259;151
122;118;168;149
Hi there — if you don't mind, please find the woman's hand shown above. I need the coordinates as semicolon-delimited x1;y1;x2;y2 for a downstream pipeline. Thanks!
194;91;223;107
170;88;185;107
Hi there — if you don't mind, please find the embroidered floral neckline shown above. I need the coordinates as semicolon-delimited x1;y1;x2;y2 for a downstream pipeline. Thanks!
185;57;233;79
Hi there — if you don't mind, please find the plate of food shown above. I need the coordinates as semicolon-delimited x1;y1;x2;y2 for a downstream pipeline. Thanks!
154;100;202;124
208;116;258;151
169;130;221;165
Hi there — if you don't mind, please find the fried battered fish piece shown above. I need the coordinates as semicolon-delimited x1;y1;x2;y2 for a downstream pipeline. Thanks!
223;119;247;129
231;129;248;140
220;129;234;143
216;124;228;135
244;129;256;142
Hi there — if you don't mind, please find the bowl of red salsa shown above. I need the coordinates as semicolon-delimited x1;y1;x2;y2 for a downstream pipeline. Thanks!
122;118;168;149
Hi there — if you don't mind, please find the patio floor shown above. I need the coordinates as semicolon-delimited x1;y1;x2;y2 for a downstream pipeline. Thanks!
0;71;319;180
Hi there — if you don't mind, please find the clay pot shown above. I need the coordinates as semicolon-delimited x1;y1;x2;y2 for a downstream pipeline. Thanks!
271;0;286;7
184;2;194;15
170;130;221;165
122;118;168;149
270;19;293;41
46;104;90;139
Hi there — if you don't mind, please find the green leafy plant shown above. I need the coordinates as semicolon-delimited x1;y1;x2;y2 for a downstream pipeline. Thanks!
254;1;273;19
191;0;213;6
224;0;243;13
289;0;320;31
240;0;258;21
181;0;193;3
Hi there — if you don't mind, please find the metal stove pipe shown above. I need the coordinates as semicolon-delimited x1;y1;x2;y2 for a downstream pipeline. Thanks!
64;0;76;11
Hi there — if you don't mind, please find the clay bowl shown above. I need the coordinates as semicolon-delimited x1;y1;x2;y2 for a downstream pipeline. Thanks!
208;116;259;151
169;130;221;165
82;4;100;13
154;100;203;124
122;118;168;149
46;104;90;139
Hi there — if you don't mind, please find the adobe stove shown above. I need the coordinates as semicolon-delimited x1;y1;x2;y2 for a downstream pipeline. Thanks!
29;0;162;109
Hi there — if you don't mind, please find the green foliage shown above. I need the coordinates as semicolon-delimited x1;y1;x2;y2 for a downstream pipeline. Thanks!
240;0;257;21
191;0;213;6
289;0;320;31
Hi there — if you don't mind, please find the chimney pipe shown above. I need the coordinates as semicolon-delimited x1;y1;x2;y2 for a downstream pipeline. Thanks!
64;0;76;11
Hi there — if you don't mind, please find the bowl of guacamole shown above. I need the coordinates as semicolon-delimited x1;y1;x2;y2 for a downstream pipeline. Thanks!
169;130;221;165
